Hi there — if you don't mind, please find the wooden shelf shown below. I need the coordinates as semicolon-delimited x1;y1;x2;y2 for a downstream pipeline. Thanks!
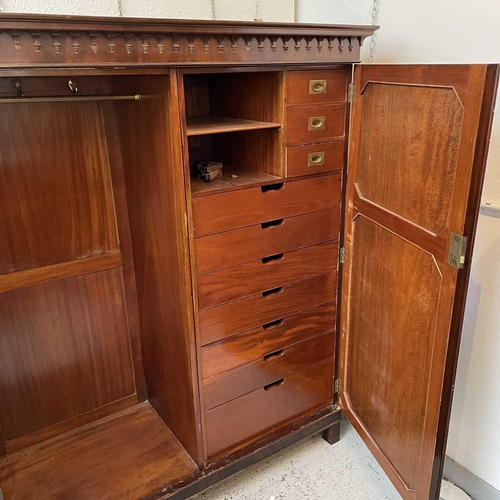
0;403;197;500
190;164;282;197
186;116;281;137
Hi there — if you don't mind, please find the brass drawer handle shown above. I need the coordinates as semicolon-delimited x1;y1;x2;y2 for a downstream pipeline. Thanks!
308;116;326;131
308;151;325;166
309;79;327;94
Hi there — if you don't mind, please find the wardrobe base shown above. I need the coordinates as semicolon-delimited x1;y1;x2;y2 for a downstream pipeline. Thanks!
160;406;341;500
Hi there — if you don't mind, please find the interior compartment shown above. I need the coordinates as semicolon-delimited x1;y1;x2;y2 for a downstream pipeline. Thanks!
182;72;284;195
0;74;202;495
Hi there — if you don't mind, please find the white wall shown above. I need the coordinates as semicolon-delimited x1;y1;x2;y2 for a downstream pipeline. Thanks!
0;0;294;22
299;0;500;491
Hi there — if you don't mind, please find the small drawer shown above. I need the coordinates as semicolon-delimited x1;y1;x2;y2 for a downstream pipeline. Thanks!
197;240;338;310
205;359;334;459
203;331;335;410
286;105;346;145
287;141;345;178
199;271;337;345
195;208;340;275
192;174;341;237
286;69;348;105
201;301;336;369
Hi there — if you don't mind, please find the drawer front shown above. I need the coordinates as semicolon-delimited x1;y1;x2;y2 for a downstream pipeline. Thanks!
286;105;346;146
287;141;345;178
195;208;340;275
205;359;334;459
203;331;335;410
197;240;338;310
192;174;341;237
286;69;348;106
201;301;336;371
199;271;337;345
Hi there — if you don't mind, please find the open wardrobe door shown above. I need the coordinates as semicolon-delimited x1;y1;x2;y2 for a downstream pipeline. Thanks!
340;64;499;500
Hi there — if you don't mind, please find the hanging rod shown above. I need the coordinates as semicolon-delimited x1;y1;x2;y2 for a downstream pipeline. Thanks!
0;94;142;104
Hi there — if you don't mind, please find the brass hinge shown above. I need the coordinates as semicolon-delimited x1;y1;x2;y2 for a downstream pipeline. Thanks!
347;83;355;103
340;247;346;264
334;379;341;393
448;233;468;270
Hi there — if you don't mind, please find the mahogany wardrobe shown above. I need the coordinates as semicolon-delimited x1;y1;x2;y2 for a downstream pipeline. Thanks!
0;13;497;500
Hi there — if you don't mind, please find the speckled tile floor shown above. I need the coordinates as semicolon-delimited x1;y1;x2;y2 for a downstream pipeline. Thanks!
193;419;402;500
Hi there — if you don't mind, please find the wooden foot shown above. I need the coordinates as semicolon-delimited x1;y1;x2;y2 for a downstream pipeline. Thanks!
322;423;340;445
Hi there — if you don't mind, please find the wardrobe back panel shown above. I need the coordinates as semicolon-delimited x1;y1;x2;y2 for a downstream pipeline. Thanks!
0;268;136;441
0;78;143;453
0;101;118;274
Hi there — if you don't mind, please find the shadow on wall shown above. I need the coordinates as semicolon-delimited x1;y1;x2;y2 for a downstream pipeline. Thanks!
447;214;500;481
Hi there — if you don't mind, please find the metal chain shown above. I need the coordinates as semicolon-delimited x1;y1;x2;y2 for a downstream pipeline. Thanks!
117;0;123;17
210;0;260;21
368;0;379;63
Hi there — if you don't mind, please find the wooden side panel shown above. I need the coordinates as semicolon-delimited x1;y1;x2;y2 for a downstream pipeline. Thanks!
0;269;136;440
113;74;203;465
0;101;118;274
341;64;499;500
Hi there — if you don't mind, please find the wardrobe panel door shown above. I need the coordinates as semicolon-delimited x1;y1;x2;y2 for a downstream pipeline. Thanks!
340;64;499;500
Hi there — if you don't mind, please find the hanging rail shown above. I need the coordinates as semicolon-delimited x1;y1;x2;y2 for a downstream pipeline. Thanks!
0;94;142;103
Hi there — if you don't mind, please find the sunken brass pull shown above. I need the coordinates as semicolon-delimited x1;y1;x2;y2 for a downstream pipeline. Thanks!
308;151;325;166
309;79;327;94
308;116;325;131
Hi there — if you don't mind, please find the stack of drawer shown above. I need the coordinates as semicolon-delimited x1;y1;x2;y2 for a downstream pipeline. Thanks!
285;68;348;177
192;172;342;460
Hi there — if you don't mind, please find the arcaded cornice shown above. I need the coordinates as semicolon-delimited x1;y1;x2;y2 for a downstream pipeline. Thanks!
0;14;377;68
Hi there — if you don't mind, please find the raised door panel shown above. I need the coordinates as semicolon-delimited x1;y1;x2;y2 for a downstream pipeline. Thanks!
0;268;136;441
0;101;118;274
341;64;499;500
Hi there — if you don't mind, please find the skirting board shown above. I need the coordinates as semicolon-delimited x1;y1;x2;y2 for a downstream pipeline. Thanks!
444;456;500;500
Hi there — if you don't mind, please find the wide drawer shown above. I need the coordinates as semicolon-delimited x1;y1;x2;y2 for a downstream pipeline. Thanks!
192;174;341;237
203;331;335;410
197;240;338;310
287;141;344;178
201;301;336;370
199;271;337;345
286;104;346;146
286;69;348;106
195;208;340;275
205;359;334;459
